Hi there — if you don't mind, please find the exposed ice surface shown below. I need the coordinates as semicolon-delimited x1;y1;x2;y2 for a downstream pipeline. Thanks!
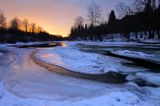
67;41;160;47
15;41;50;46
127;72;160;86
112;50;159;61
0;52;3;56
0;42;49;48
142;39;160;43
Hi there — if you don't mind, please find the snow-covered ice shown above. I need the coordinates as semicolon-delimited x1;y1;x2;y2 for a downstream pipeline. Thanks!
36;45;148;74
112;50;160;63
36;46;121;74
113;50;154;59
0;52;3;56
142;39;160;43
0;47;148;106
15;41;50;46
67;41;160;47
127;72;160;86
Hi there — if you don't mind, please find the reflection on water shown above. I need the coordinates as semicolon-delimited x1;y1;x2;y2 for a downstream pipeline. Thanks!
41;54;53;58
40;53;65;66
59;42;67;47
39;42;68;67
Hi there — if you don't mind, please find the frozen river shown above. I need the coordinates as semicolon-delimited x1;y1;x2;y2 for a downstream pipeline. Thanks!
0;42;160;106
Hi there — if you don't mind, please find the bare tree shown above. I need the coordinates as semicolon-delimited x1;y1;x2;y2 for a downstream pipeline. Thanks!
22;19;29;32
10;17;20;30
30;23;36;33
37;26;44;33
133;0;148;12
87;2;102;26
73;16;85;28
116;2;133;18
152;0;156;9
0;11;7;29
133;0;157;12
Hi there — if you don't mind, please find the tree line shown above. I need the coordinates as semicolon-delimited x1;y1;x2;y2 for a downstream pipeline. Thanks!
69;0;160;41
0;10;63;43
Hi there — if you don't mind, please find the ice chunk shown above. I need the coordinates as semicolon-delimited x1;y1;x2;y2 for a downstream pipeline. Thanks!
0;52;3;56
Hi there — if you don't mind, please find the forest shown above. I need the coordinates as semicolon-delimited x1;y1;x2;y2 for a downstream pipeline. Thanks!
69;0;160;41
0;12;63;43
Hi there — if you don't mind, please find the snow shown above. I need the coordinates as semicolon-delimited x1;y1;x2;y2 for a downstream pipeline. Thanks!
75;91;141;106
112;50;160;62
0;42;160;106
15;42;50;46
127;72;160;86
0;48;108;105
66;41;142;47
0;52;3;56
0;42;50;48
113;50;154;59
36;45;147;74
4;52;108;101
0;44;14;48
1;47;156;106
1;78;157;106
142;39;160;43
36;46;121;74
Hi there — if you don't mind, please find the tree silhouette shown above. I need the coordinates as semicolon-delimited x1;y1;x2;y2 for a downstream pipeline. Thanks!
10;17;20;31
30;23;36;33
37;26;44;33
0;11;7;31
22;19;29;32
108;10;116;24
69;0;160;41
133;0;148;12
0;10;63;43
73;16;85;28
133;0;157;12
116;2;132;18
87;2;102;26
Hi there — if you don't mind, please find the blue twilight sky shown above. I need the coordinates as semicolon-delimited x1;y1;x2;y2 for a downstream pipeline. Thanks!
0;0;131;36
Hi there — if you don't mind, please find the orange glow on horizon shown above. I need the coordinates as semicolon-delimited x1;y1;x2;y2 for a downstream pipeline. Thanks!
0;0;79;38
46;28;70;37
21;18;71;37
37;23;70;37
0;0;124;37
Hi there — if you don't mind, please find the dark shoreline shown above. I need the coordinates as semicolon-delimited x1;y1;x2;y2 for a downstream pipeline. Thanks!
105;51;160;72
15;42;60;48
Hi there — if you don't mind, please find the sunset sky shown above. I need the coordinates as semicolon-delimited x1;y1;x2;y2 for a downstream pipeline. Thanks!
0;0;130;37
